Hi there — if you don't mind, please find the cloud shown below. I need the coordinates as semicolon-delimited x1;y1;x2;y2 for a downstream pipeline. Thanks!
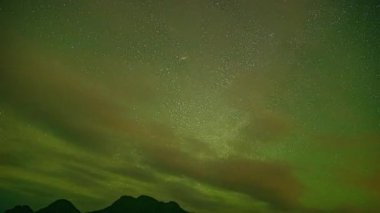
133;131;303;210
240;110;293;144
204;159;303;210
0;36;162;154
161;180;226;213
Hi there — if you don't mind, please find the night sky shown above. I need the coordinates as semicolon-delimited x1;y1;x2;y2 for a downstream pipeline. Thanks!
0;1;379;212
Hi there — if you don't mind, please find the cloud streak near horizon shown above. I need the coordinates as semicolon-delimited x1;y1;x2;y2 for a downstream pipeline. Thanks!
0;1;379;212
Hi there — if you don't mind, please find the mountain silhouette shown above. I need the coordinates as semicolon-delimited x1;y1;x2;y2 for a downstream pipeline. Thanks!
5;205;33;213
35;199;80;213
89;195;188;213
4;195;188;213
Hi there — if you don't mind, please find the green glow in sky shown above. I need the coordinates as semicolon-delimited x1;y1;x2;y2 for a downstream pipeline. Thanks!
0;1;379;212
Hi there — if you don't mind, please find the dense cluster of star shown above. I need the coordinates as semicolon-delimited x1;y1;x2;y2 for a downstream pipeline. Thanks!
0;1;379;212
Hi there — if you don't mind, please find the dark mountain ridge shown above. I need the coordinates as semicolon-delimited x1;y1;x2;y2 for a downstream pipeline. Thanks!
5;205;33;213
4;195;188;213
89;195;187;213
35;199;80;213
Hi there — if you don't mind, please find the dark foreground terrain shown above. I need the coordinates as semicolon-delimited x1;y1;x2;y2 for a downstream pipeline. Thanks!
5;195;188;213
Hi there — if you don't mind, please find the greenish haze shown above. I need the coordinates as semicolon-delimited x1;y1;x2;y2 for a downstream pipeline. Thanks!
0;1;379;212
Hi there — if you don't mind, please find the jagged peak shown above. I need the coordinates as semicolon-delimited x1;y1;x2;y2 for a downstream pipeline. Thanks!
7;195;188;213
36;198;80;213
137;195;158;202
49;199;73;205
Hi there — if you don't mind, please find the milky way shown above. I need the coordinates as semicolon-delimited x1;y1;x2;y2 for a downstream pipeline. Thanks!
0;1;379;212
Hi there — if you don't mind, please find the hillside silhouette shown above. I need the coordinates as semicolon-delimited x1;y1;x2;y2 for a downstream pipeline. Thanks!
5;195;188;213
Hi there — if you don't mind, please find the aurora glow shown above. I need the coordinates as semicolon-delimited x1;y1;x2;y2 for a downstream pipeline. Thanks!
0;1;379;212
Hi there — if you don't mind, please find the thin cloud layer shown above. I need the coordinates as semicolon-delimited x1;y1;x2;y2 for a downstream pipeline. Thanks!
0;1;379;212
